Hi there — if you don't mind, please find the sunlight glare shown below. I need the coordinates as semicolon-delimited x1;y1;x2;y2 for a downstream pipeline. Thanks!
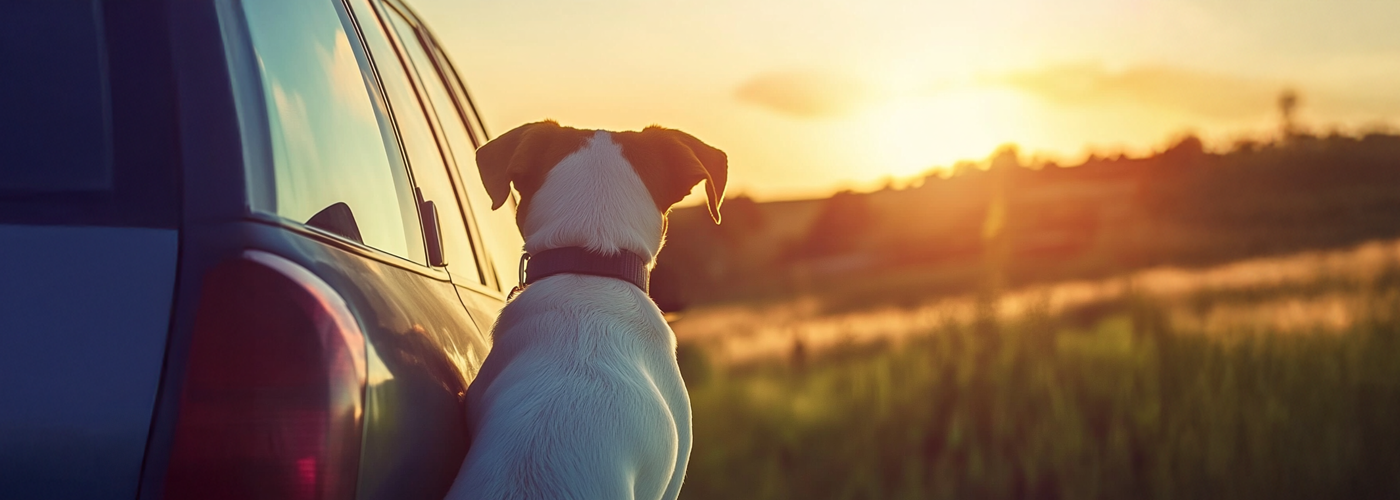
850;86;1032;180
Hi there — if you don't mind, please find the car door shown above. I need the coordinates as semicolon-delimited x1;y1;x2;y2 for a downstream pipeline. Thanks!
147;0;490;498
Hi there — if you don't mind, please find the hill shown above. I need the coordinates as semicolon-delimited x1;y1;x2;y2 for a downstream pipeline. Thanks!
651;132;1400;311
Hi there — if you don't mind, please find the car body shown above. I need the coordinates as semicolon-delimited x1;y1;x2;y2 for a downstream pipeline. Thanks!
0;0;522;499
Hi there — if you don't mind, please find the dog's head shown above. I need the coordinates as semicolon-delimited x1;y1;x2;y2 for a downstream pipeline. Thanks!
476;121;727;258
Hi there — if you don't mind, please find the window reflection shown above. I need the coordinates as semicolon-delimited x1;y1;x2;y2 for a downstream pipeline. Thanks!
242;0;422;261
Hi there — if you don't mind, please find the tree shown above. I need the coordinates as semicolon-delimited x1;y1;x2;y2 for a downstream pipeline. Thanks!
797;190;873;259
1279;88;1300;140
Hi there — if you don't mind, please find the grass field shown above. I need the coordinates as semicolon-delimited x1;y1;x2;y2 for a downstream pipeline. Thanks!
674;242;1400;499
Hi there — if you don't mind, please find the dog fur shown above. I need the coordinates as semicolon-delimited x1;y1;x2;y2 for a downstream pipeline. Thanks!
446;121;726;500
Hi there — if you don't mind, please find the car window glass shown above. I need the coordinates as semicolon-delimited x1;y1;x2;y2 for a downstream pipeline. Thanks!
241;0;422;260
0;0;110;193
350;0;483;282
410;27;525;291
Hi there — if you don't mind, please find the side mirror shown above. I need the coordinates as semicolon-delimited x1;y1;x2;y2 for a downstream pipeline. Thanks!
418;190;447;267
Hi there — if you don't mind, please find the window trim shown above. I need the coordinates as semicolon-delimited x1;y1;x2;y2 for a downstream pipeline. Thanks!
248;211;454;282
354;0;502;294
385;0;490;145
420;33;520;294
418;24;492;144
383;0;521;293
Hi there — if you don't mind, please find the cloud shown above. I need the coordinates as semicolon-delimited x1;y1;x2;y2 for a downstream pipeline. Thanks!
319;31;377;122
986;63;1280;119
267;80;318;170
735;70;875;119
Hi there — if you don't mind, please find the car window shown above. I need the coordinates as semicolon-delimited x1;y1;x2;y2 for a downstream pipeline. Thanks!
349;0;484;282
241;0;424;261
0;1;180;229
414;21;528;292
0;1;109;193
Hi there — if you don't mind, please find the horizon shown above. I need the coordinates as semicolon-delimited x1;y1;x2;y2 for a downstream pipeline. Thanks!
409;0;1400;202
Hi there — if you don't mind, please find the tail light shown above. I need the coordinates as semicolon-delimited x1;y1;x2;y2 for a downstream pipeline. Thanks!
163;250;367;500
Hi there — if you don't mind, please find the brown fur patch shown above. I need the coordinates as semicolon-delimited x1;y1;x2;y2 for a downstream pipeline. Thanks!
612;126;729;223
475;120;593;223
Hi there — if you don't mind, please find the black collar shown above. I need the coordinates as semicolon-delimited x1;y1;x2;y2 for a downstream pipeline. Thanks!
522;247;650;292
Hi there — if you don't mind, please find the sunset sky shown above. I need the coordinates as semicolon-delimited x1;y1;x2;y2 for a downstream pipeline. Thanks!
410;0;1400;201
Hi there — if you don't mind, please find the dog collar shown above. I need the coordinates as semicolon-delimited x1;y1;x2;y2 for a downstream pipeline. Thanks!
520;247;650;293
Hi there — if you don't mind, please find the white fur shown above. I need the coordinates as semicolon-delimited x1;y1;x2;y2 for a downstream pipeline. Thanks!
447;131;692;500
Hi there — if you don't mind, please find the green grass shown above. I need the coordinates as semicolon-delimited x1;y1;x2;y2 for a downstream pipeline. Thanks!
678;293;1400;500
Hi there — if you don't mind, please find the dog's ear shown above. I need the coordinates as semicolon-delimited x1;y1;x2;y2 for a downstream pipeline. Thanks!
614;126;729;224
476;120;592;210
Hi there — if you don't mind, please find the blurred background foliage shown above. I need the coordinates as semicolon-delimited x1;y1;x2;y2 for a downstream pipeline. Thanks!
653;130;1400;313
656;124;1400;498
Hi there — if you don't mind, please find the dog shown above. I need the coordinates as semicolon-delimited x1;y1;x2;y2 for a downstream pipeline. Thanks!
446;121;726;500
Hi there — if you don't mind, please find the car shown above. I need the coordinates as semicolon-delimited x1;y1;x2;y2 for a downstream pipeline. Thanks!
0;0;524;499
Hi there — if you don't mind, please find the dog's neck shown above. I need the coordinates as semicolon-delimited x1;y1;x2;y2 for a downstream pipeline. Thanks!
520;131;665;265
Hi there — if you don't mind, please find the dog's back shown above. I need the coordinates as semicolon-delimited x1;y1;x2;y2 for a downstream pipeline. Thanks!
450;276;691;499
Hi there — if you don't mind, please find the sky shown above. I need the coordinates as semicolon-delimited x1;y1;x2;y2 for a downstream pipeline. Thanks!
409;0;1400;201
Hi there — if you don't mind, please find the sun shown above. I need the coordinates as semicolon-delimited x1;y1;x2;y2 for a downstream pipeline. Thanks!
846;87;1035;181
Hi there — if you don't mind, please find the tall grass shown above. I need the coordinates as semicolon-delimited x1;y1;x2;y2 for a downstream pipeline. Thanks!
678;290;1400;499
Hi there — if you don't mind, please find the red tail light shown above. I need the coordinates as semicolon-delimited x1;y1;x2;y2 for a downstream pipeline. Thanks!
164;251;367;500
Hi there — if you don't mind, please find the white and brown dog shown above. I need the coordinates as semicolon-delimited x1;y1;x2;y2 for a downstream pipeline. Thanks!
446;121;726;500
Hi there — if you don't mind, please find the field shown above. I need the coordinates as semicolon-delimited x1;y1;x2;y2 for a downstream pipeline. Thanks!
673;240;1400;499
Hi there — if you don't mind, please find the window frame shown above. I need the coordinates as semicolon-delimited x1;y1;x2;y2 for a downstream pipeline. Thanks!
422;32;492;145
385;0;491;146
